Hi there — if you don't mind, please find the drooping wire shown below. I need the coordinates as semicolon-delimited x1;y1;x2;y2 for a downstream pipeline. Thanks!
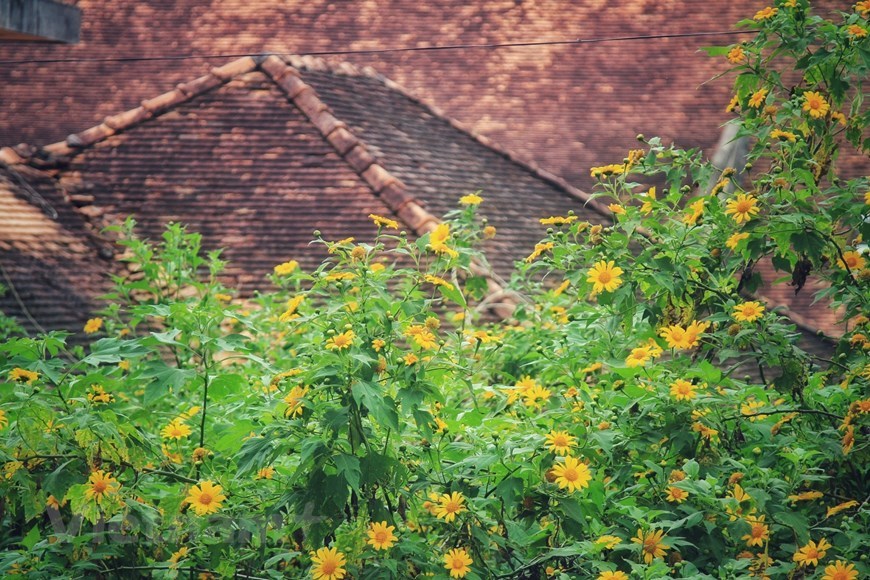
0;30;752;66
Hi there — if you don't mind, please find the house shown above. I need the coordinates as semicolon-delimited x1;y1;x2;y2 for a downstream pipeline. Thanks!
0;54;611;333
0;0;80;43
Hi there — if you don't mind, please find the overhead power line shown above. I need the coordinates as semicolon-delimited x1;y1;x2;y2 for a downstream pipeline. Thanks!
0;30;753;66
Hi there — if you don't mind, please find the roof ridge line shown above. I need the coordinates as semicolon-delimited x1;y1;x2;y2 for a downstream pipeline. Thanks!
0;55;263;166
294;56;611;221
259;54;519;317
259;54;440;237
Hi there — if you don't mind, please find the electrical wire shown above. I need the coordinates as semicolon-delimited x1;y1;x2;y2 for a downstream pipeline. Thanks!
0;30;752;66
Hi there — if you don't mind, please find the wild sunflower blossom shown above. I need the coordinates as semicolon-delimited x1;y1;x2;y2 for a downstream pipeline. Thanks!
84;317;103;334
753;6;778;20
770;129;797;142
748;88;768;108
310;546;347;580
788;490;823;502
459;193;483;205
839;250;866;271
525;241;554;263
444;547;473;579
545;430;577;455
726;232;750;250
660;320;709;349
325;329;355;350
366;521;397;550
435;491;467;522
724;193;760;223
631;528;669;563
368;213;399;229
727;46;746;64
429;223;459;258
424;274;455;291
550;456;592;492
793;537;832;567
803;91;830;119
0;409;7;430
670;379;698;401
184;480;226;516
741;515;770;547
540;215;578;226
625;345;652;368
733;301;765;322
8;368;39;384
595;535;623;550
84;470;120;504
590;164;626;179
665;486;689;503
283;385;309;418
598;572;628;580
822;560;859;580
587;260;624;294
273;260;298;276
161;418;192;440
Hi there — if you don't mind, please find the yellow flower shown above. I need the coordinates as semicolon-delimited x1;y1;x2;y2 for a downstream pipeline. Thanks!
8;368;39;384
403;353;418;365
310;546;347;580
326;330;355;350
324;271;355;282
525;241;555;263
459;193;483;206
185;481;226;516
608;203;626;215
693;421;719;441
754;6;778;20
666;485;689;503
595;535;623;550
587;260;624;294
770;129;797;142
371;339;386;352
727;46;747;64
733;301;765;322
858;1;870;16
255;466;275;480
84;470;120;504
523;384;551;409
87;384;114;404
839;251;866;271
748;88;768;108
631;528;669;563
625;345;652;368
726;232;750;250
435;491;467;522
429;223;459;258
540;215;578;226
279;295;305;322
793;537;831;567
670;379;697;401
169;546;189;568
803;91;830;119
161;419;192;440
283;385;309;418
741;515;770;547
424;274;455;291
726;95;740;113
590;164;626;179
598;572;628;580
0;409;6;430
370;262;386;272
788;490;823;502
847;24;868;38
369;213;400;229
366;521;397;550
826;500;858;518
822;560;859;580
118;359;131;371
551;456;592;492
553;279;571;297
545;430;577;456
274;260;299;275
483;225;497;239
683;198;706;225
84;317;103;334
724;193;760;223
660;322;707;350
443;547;473;579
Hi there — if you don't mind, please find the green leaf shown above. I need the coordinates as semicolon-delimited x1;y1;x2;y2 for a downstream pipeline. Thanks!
333;454;361;492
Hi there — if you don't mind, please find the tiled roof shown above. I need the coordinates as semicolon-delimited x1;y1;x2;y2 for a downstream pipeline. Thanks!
0;163;111;335
1;1;856;193
0;55;610;330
